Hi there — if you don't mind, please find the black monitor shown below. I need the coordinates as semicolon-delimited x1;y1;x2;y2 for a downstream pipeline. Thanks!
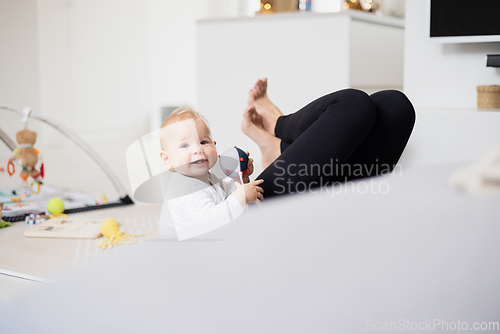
428;0;500;43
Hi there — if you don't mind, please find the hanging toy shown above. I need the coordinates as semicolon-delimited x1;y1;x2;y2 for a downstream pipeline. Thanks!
8;127;44;193
218;146;249;179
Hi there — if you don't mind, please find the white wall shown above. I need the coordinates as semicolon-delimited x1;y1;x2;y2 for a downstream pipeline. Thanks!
403;0;500;110
0;0;42;149
147;0;241;131
0;0;40;109
399;0;500;169
36;0;151;146
1;0;242;152
37;0;71;143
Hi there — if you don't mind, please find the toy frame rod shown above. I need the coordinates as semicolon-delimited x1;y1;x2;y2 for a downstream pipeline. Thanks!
0;127;16;151
0;104;129;199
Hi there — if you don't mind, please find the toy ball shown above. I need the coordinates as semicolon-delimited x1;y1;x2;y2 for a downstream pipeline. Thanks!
219;146;249;179
101;218;119;238
46;197;65;215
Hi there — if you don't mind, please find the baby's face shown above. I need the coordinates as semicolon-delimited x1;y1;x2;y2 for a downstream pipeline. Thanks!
160;118;217;179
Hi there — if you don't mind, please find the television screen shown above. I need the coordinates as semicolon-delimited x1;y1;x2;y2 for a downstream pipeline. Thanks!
428;0;500;43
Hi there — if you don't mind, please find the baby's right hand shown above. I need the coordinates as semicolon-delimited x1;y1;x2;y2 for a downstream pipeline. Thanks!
234;179;264;206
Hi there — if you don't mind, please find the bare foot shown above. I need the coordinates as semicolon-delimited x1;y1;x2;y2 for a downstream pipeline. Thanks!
242;105;281;169
247;78;284;136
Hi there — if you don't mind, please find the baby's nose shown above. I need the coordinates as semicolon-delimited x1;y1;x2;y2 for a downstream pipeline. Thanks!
193;144;203;154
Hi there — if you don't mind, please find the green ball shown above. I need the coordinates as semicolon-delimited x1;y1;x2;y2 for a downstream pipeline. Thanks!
47;197;65;214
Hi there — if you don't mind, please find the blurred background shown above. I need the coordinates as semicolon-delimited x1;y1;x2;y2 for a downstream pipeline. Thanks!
1;0;498;199
0;0;404;146
0;0;406;197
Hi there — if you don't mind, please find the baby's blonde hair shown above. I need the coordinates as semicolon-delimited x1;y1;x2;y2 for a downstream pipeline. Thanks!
159;105;211;150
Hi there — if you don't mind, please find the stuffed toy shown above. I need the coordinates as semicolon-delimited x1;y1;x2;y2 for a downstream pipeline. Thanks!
8;128;44;192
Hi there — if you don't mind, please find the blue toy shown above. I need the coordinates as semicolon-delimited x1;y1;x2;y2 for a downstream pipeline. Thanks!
219;147;249;179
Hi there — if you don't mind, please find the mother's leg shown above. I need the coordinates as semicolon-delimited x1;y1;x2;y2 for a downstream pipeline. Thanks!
336;90;415;182
256;89;378;198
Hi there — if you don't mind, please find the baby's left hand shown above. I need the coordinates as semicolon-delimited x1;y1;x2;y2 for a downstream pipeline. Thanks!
242;151;254;183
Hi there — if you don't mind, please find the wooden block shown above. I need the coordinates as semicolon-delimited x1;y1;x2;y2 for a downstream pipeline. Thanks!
24;218;102;239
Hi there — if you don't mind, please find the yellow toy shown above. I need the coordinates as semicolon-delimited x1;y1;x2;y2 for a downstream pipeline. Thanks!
46;197;65;215
97;218;157;250
101;218;119;238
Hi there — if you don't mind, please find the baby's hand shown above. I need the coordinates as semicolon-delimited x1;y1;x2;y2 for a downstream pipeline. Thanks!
242;151;254;184
233;179;264;206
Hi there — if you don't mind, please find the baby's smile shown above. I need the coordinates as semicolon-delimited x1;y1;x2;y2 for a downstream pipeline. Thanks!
191;158;208;165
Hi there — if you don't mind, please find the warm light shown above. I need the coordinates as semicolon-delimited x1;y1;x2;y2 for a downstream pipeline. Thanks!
264;3;271;10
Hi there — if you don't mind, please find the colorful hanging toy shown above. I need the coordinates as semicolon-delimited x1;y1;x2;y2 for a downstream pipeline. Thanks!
7;127;44;194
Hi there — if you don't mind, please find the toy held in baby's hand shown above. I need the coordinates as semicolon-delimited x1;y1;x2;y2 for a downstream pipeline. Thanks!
219;146;249;179
8;128;44;193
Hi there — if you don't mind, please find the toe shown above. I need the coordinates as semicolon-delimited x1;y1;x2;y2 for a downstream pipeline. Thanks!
242;106;250;120
255;83;262;96
251;112;258;123
243;104;252;115
258;81;265;94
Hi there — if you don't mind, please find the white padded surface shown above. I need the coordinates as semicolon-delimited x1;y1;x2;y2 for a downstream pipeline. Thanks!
1;163;499;333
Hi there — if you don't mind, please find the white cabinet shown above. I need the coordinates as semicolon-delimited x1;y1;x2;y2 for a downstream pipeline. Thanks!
196;10;404;173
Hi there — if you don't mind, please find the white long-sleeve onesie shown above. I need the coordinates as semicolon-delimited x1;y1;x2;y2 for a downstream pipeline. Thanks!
159;172;245;241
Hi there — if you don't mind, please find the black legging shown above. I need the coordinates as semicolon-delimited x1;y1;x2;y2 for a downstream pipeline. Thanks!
256;89;415;198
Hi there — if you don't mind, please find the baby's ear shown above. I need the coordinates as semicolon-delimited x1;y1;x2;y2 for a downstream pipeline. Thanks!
159;150;172;169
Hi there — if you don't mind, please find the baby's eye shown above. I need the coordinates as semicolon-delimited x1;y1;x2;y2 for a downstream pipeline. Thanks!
180;143;188;149
201;140;209;145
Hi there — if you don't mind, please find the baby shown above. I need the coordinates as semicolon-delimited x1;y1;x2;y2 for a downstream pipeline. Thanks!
158;106;264;241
